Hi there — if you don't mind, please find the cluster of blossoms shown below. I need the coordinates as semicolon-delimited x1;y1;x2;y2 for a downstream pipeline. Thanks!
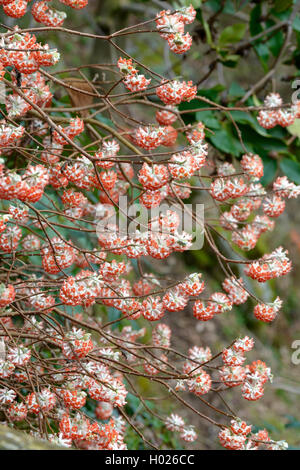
0;2;294;451
0;163;49;205
0;28;60;75
0;29;58;119
0;0;88;23
206;155;299;323
245;247;292;283
0;123;24;149
0;324;129;449
257;92;300;129
221;338;274;402
193;292;232;322
164;336;286;450
156;79;197;105
218;419;287;450
165;413;197;442
117;58;151;93
156;6;196;54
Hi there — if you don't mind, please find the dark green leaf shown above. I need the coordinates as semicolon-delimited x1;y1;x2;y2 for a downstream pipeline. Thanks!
271;8;293;21
280;158;300;184
195;110;221;129
208;125;243;155
267;28;284;57
250;4;262;36
220;53;240;67
236;124;287;155
254;43;270;71
228;82;245;98
260;158;278;186
229;110;270;137
293;16;300;33
196;8;213;46
273;0;293;13
218;23;247;47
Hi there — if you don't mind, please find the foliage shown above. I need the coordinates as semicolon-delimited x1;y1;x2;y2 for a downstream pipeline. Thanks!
0;0;299;451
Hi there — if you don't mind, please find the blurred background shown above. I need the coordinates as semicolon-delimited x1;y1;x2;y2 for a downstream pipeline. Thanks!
7;0;300;449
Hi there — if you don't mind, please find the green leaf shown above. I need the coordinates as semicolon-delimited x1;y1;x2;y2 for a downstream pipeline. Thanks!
229;110;270;137
218;23;247;47
205;0;223;12
254;43;270;71
250;4;262;36
223;0;235;15
235;124;287;155
273;0;293;13
196;8;213;47
205;0;236;14
198;85;225;100
293;16;300;33
179;86;225;124
195;110;221;129
252;95;261;107
267;27;284;57
260;158;278;186
267;126;287;140
271;8;293;21
220;53;240;67
287;118;300;138
228;82;245;98
280;158;300;184
208;125;243;155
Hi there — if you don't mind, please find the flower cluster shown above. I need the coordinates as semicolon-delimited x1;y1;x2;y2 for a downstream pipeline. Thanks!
0;29;60;75
118;58;151;93
165;414;197;442
0;0;88;23
245;247;292;282
156;6;196;54
0;2;294;452
257;92;298;129
219;419;287;450
156;79;197;105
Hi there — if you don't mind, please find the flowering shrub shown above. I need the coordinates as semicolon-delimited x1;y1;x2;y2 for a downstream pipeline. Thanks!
0;0;299;450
